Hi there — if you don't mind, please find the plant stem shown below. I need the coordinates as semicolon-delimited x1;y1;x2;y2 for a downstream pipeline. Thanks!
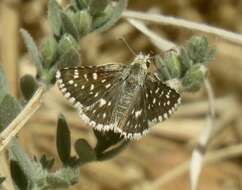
123;10;242;45
189;79;215;190
126;18;177;51
0;86;46;153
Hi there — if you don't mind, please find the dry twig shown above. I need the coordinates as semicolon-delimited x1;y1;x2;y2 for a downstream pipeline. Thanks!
189;79;215;190
0;86;45;153
126;18;177;51
123;10;242;45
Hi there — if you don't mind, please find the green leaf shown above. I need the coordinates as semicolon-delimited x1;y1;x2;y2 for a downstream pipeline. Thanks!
56;114;71;165
46;167;80;188
0;95;22;130
154;55;171;81
61;12;79;40
74;139;96;164
10;160;29;190
93;0;128;33
20;29;43;75
48;0;63;37
71;0;92;10
20;75;39;101
90;0;110;16
41;37;58;68
39;155;55;170
9;140;36;185
182;64;206;92
0;65;9;103
56;34;80;68
56;49;81;68
57;34;79;55
164;52;182;79
179;47;193;72
0;177;5;185
73;11;92;37
183;36;215;66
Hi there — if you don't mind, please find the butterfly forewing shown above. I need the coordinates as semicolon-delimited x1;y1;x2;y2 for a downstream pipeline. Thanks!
144;74;181;126
56;64;125;108
56;64;126;130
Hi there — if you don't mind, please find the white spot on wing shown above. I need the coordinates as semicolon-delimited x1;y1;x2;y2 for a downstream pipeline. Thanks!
105;83;111;88
155;88;159;94
69;97;75;104
99;99;107;107
90;84;94;90
93;73;97;80
135;110;142;118
64;92;71;98
56;71;61;78
68;80;74;85
84;74;88;80
153;98;156;104
167;100;170;105
61;88;67;93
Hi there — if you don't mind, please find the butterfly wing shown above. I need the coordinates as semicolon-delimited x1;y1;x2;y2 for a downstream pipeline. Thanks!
120;74;181;139
56;65;181;139
121;87;149;139
56;64;126;108
144;74;181;126
56;64;126;130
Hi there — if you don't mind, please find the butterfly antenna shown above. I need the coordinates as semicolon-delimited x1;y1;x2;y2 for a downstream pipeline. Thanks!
119;37;137;56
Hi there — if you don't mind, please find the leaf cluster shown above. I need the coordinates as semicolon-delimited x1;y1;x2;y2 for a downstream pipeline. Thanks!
155;36;215;91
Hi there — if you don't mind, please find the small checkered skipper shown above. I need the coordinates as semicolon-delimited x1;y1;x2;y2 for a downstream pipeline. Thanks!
56;53;181;139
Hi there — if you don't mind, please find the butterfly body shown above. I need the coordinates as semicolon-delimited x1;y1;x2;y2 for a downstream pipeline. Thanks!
56;53;181;139
114;56;148;125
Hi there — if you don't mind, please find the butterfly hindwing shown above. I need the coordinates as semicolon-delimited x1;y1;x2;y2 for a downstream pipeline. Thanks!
121;88;149;139
119;74;181;139
80;81;122;131
144;74;181;126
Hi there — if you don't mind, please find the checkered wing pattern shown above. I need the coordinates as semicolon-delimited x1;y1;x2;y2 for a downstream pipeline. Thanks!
121;74;181;139
121;88;149;139
56;64;126;130
144;74;181;126
56;63;181;140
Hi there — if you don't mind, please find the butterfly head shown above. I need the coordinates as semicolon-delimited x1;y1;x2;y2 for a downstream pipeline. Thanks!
133;53;151;69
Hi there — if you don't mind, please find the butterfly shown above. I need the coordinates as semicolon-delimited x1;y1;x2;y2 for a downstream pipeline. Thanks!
56;53;181;140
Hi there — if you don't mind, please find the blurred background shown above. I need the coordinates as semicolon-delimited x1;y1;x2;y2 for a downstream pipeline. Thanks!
1;0;242;190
